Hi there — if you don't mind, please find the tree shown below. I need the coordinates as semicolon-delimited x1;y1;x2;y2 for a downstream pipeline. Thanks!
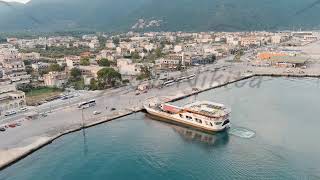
131;51;140;59
89;78;98;90
70;68;82;81
80;57;90;66
155;48;163;58
97;68;121;87
136;66;151;80
98;58;110;67
112;37;120;45
48;63;62;72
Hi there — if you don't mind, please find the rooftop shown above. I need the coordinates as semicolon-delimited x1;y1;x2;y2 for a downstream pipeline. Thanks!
184;101;231;118
269;56;309;64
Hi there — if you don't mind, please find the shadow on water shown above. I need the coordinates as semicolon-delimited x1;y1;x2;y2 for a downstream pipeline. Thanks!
144;114;229;148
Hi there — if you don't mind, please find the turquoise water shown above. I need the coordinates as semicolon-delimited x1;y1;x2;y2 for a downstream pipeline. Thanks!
1;77;320;180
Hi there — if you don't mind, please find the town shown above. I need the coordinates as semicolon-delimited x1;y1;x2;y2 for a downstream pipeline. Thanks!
1;31;319;118
1;30;320;168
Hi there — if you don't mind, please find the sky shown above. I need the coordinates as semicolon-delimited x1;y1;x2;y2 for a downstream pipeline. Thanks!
2;0;30;3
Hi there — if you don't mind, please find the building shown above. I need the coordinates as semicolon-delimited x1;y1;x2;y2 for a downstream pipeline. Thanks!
78;65;104;78
0;47;19;62
31;62;49;72
258;52;287;60
155;54;184;70
1;59;31;85
0;79;26;116
117;59;142;76
240;36;261;47
269;56;308;68
43;71;68;88
65;56;81;69
19;52;40;60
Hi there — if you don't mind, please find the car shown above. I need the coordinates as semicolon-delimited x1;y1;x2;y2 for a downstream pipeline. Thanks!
8;124;16;128
0;127;6;132
40;113;48;117
93;111;101;115
20;107;28;112
135;92;140;95
4;110;17;116
111;108;116;111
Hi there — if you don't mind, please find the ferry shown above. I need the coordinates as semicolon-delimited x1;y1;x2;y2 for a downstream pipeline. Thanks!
144;101;231;132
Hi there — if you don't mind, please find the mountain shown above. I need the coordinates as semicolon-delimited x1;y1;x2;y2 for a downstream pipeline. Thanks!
0;0;320;32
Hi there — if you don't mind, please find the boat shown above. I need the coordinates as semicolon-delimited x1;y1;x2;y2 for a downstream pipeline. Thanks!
144;100;231;132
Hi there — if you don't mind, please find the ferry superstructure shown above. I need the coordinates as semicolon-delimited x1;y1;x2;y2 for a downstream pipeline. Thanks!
144;101;231;132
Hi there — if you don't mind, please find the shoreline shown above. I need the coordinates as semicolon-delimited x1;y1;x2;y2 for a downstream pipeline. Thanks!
0;73;318;171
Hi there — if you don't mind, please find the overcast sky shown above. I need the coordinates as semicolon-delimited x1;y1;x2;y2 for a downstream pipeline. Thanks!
2;0;30;3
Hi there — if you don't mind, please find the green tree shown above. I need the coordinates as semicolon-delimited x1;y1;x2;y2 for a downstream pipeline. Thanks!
97;68;121;87
112;37;120;45
89;78;98;90
48;63;62;72
80;57;90;66
131;51;140;59
70;68;82;81
155;48;163;58
136;66;151;80
98;58;110;67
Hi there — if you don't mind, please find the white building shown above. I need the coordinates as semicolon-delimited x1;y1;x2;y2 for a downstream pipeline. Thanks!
31;62;49;72
1;59;31;85
117;59;141;76
65;56;81;69
43;71;67;88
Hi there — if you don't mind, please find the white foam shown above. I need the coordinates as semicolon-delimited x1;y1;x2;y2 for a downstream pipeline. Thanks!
229;127;255;139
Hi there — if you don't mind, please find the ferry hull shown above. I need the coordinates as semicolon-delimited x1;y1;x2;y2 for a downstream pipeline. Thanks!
144;106;230;133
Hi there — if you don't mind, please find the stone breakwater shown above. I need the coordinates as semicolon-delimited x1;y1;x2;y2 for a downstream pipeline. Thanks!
0;72;318;171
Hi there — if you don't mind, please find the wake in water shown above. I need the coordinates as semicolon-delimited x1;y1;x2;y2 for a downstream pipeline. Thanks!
228;126;255;139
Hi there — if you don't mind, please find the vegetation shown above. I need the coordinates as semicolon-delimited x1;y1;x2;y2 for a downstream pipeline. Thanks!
97;68;122;88
20;46;90;59
69;68;82;81
80;57;90;66
112;37;120;45
98;58;111;67
131;51;141;60
25;87;63;106
136;66;152;80
48;63;63;72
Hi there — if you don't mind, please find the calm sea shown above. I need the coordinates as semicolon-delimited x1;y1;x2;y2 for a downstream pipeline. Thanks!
1;77;320;180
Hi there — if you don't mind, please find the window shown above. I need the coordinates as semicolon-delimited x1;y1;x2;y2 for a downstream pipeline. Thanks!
179;114;183;118
186;116;192;120
215;122;222;125
195;118;202;124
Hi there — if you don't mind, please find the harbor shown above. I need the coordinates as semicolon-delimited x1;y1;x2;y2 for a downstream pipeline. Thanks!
1;40;320;172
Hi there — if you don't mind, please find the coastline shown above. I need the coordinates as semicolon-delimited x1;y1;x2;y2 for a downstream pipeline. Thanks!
0;73;319;171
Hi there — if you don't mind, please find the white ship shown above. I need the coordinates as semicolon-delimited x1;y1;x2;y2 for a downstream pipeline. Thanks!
144;100;231;132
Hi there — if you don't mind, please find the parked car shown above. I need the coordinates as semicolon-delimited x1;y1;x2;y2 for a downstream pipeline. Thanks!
20;107;28;112
8;124;16;128
0;127;6;132
5;110;16;116
40;113;48;117
111;108;116;111
93;111;101;115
